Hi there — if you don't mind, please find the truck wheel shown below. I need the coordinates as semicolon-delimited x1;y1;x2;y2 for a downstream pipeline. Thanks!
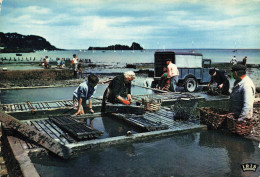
184;77;197;92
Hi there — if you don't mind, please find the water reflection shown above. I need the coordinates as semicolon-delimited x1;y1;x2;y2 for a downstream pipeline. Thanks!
30;130;260;177
199;130;256;177
101;117;139;137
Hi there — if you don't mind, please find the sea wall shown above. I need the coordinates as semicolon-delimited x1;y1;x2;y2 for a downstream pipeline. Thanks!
0;69;73;81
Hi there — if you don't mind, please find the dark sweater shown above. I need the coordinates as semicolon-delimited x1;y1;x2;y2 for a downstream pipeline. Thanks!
210;70;228;86
107;74;131;103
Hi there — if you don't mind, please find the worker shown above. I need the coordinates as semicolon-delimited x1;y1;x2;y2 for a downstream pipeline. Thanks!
208;68;230;95
158;67;168;90
72;54;79;78
242;56;247;65
73;74;99;115
102;71;136;112
230;64;255;121
166;60;179;92
230;56;237;65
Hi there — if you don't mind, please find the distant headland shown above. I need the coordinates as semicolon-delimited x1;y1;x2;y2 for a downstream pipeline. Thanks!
88;42;144;50
0;32;61;53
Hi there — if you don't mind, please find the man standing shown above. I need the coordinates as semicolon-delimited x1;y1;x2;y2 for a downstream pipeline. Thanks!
208;68;230;95
230;64;255;121
45;56;49;68
102;71;136;112
242;56;247;65
166;60;179;92
230;56;237;65
72;54;79;78
73;74;99;115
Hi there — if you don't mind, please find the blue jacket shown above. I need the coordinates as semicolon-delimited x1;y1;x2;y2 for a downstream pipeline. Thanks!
230;76;255;119
73;81;97;101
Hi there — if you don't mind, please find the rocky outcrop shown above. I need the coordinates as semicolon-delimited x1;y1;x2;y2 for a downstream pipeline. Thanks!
0;32;60;53
88;42;144;50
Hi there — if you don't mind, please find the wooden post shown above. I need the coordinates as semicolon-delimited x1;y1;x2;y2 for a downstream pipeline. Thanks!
0;111;72;159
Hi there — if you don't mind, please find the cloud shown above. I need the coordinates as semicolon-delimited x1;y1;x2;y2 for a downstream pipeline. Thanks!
27;6;51;14
0;0;259;49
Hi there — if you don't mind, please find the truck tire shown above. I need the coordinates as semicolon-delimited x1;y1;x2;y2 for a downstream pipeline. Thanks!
184;77;197;92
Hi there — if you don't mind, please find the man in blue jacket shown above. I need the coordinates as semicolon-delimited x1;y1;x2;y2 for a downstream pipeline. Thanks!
73;74;99;115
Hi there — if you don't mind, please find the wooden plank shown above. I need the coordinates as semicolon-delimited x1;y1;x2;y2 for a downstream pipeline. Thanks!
37;103;42;109
56;101;63;107
40;103;46;109
0;111;72;159
23;104;29;111
26;101;36;113
45;102;51;109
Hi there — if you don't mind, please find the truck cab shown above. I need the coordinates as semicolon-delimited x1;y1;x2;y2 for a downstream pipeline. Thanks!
152;51;211;92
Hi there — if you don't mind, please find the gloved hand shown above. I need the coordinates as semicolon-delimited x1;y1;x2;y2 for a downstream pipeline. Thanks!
122;100;131;105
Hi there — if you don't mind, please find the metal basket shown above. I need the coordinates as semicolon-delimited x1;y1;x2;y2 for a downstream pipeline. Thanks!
171;98;198;121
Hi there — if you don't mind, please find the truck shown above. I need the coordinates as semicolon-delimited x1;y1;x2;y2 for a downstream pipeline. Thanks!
151;51;212;92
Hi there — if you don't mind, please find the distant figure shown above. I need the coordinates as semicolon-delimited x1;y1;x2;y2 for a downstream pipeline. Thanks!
44;56;49;68
57;58;61;68
230;56;237;65
242;56;247;65
166;60;179;92
45;56;49;64
60;58;65;68
72;54;79;78
77;60;84;79
43;58;48;69
73;74;99;115
230;64;255;121
208;68;230;95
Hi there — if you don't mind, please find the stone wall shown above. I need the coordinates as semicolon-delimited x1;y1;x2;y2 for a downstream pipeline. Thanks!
0;69;73;81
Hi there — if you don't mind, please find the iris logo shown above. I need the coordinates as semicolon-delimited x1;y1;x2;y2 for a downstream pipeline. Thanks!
241;163;259;172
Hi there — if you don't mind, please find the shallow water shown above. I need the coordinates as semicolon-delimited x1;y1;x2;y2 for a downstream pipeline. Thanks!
30;130;260;177
76;116;140;139
0;85;154;104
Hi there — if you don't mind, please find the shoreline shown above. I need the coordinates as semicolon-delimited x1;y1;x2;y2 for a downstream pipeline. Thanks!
0;62;259;90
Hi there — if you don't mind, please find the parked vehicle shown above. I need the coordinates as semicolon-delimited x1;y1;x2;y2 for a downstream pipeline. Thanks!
151;51;212;92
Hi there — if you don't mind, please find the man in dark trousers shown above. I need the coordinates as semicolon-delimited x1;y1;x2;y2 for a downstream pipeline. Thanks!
208;68;230;95
102;71;136;112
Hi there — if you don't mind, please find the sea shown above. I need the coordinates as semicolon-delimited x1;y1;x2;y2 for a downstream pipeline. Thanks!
0;49;260;71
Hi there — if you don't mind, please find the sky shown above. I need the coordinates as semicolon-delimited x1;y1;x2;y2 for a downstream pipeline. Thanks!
0;0;260;49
